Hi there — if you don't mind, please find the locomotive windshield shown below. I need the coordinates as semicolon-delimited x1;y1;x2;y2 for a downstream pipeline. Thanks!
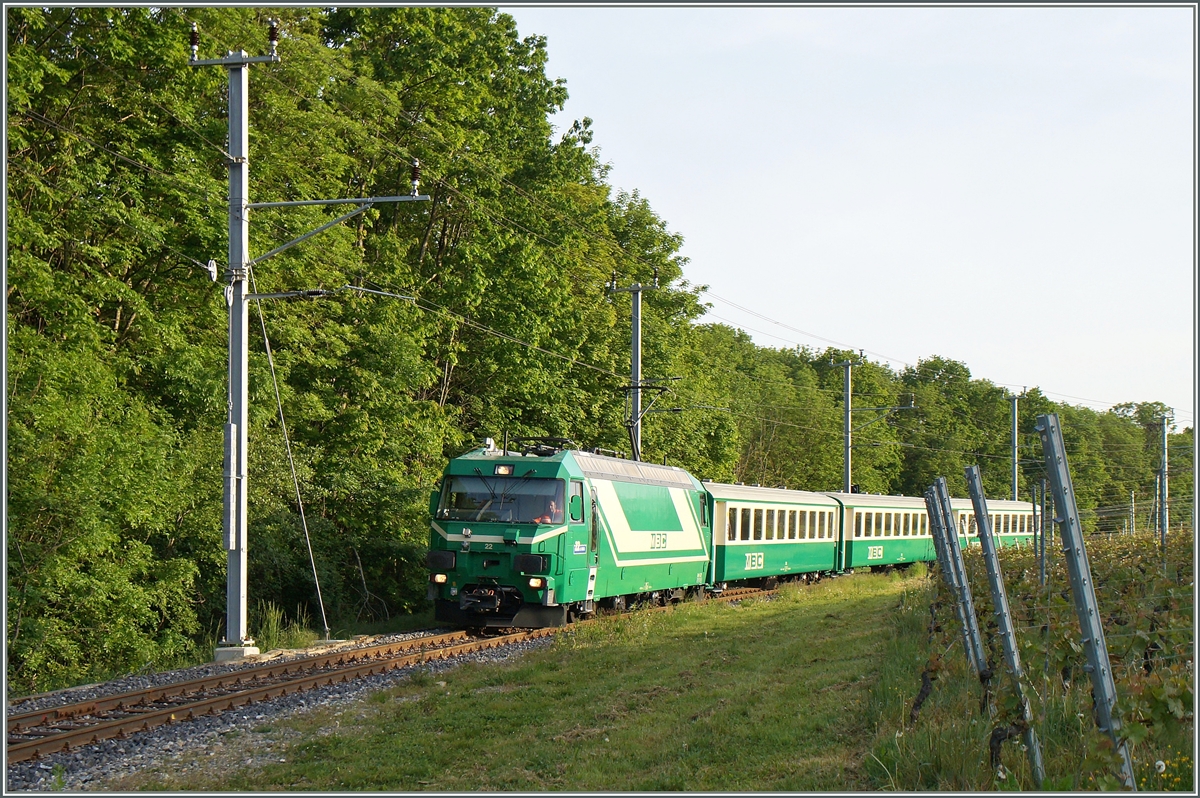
436;475;565;524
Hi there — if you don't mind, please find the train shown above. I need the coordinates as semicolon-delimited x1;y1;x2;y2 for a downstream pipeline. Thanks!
425;438;1035;628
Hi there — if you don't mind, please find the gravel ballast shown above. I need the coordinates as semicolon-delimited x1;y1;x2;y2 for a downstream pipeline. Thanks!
6;631;555;792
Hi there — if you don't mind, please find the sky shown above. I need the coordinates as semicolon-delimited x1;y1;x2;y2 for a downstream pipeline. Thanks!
502;5;1196;431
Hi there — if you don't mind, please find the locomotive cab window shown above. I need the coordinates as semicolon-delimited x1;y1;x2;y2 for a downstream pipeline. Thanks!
437;475;564;524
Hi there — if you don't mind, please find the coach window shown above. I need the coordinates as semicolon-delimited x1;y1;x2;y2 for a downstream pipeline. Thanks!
798;511;808;539
901;514;909;536
789;510;797;539
765;509;775;540
728;507;738;541
741;508;751;541
751;509;762;540
921;514;928;535
817;511;826;539
829;513;836;538
882;513;891;537
854;512;863;538
1019;514;1025;534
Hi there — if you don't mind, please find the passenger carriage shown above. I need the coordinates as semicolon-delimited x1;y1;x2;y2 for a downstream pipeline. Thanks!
947;497;1037;548
705;482;843;584
834;493;936;569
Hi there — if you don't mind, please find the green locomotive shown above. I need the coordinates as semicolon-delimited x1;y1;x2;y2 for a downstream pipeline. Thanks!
427;440;712;627
426;440;1035;627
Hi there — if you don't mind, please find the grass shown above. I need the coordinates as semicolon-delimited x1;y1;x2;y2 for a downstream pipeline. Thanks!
106;570;918;791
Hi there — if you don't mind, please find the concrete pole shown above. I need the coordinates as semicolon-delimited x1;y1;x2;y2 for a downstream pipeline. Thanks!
223;58;254;654
1011;394;1020;500
844;362;852;493
630;286;642;461
831;360;854;492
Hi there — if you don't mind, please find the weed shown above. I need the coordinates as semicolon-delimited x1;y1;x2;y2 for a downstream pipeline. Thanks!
49;763;66;791
252;601;318;652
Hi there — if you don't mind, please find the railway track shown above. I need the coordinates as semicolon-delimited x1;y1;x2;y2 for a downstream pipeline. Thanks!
7;587;775;764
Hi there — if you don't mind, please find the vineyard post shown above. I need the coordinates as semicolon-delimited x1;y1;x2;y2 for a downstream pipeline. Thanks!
965;466;1046;787
1034;481;1044;586
1035;413;1136;789
1159;415;1169;552
1150;474;1159;537
928;480;988;678
924;489;979;674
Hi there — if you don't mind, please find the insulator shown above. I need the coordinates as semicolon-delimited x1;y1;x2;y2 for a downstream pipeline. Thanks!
410;158;421;196
268;19;279;44
190;23;199;59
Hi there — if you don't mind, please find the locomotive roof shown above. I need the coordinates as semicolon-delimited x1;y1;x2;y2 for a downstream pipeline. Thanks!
445;446;702;491
569;450;702;491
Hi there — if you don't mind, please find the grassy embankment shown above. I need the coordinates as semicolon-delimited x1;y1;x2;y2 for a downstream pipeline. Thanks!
109;570;920;791
93;533;1200;793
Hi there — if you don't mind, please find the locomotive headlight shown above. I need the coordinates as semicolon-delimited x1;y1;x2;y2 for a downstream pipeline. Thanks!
528;577;546;589
431;573;448;584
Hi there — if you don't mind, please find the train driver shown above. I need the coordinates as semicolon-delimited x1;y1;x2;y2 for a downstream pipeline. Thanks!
532;499;561;525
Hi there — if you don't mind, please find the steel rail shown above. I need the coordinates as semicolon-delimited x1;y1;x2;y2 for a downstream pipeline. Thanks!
7;588;779;763
8;631;471;734
7;630;551;764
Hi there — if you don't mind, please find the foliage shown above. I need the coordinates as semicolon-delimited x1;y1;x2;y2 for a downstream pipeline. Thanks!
6;7;1192;692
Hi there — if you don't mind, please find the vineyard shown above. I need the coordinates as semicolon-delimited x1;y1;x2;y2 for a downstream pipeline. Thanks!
869;529;1193;791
